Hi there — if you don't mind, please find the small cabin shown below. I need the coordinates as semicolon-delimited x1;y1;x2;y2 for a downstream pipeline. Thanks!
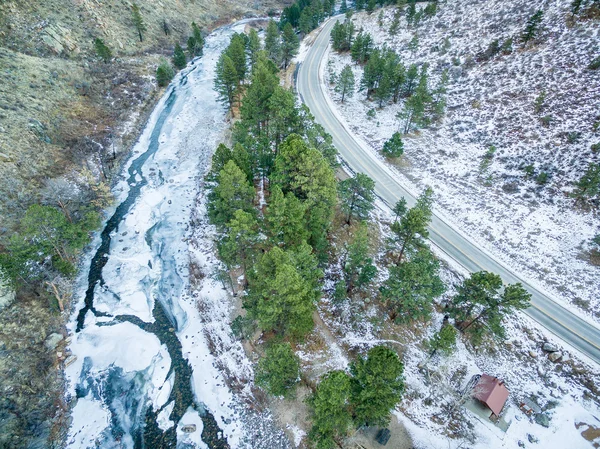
472;374;509;417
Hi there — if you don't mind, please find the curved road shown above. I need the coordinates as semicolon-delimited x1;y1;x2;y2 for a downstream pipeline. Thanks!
297;17;600;365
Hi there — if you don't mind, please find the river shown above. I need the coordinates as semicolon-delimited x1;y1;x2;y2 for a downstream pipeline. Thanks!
64;20;289;449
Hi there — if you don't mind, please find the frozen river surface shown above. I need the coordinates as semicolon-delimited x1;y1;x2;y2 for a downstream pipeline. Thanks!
65;20;289;449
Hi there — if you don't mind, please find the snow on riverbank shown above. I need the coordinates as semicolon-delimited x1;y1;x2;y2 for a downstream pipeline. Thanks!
65;20;288;448
323;1;600;322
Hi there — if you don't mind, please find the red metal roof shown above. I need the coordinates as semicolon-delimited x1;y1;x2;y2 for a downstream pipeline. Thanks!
473;374;509;416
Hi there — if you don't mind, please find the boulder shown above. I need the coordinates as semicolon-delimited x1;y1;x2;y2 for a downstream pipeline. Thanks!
528;350;538;358
548;352;563;363
181;424;197;433
44;333;64;351
542;342;558;353
528;433;539;443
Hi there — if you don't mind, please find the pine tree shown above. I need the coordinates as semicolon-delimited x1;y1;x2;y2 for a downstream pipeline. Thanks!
247;28;261;69
272;134;337;258
382;132;404;158
389;9;401;35
308;371;353;449
351;31;374;64
350;346;404;427
391;187;433;263
172;43;187;69
156;60;174;87
380;248;445;323
281;23;300;69
207;160;255;228
448;271;531;344
226;33;248;83
522;10;544;43
428;324;457;355
266;186;309;248
265;20;281;65
343;223;377;293
256;342;300;397
214;53;239;112
131;3;147;42
94;38;112;63
338;172;376;224
217;209;260;274
335;65;355;103
366;0;377;14
247;246;319;338
356;0;366;10
340;0;348;13
187;22;205;57
573;162;600;203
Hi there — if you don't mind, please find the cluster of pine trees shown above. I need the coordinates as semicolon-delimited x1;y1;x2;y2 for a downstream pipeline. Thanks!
208;24;532;448
331;18;448;133
281;0;336;35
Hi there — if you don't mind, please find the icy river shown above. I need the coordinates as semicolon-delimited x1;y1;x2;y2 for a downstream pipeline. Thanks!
64;20;289;449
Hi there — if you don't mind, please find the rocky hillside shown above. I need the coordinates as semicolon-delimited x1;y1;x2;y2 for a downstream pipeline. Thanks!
0;1;284;448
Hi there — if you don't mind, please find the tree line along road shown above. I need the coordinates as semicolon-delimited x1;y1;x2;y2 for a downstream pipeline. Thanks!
296;16;600;365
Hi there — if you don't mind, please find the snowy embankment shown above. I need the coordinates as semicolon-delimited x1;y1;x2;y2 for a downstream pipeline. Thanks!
64;20;288;449
325;1;600;321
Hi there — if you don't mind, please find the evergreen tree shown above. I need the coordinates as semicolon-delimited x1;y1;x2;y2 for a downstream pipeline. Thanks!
247;28;262;69
382;132;404;158
217;209;260;274
573;162;600;203
266;186;309;248
428;323;457;355
339;173;376;224
282;23;300;69
360;48;385;98
256;342;300;397
172;43;187;69
335;65;355;103
232;143;253;183
406;0;416;24
308;371;353;449
403;63;419;97
214;53;239;112
389;9;401;35
343;223;377;293
448;271;531;344
226;33;248;83
366;0;377;14
350;346;404;427
208;143;234;181
351;30;374;64
391;187;433;263
340;0;348;13
207;160;255;228
398;76;430;133
380;248;445;323
94;38;112;63
272;134;337;258
247;246;320;338
156;60;175;87
268;86;301;151
355;0;366;10
392;198;407;223
265;20;282;65
187;22;205;57
522;10;544;43
131;3;147;42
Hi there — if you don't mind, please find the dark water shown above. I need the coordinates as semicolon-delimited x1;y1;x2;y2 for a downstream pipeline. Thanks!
74;69;229;449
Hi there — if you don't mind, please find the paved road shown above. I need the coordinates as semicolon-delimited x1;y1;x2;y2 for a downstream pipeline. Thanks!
297;17;600;365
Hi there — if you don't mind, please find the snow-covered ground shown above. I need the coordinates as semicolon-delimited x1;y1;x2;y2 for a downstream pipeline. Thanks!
65;20;288;448
318;203;600;449
324;1;600;321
